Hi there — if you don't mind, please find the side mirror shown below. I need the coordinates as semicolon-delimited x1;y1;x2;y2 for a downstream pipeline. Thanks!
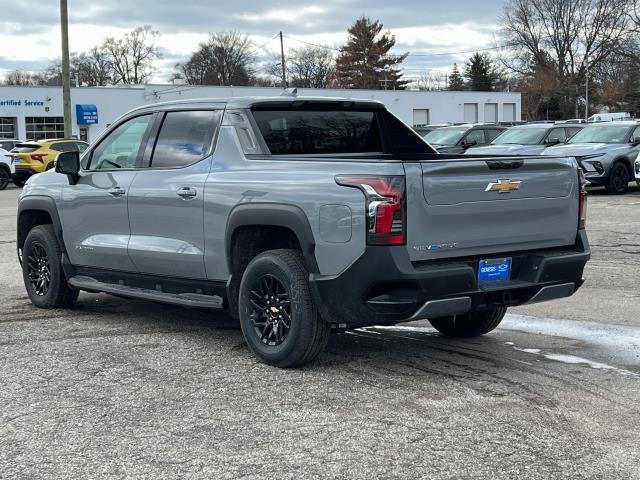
55;151;80;185
631;137;640;147
462;139;477;147
545;138;561;146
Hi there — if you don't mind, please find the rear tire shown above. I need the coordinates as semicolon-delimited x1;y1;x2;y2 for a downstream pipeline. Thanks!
0;168;9;190
22;225;79;309
13;178;25;188
605;162;630;195
429;307;507;337
238;249;330;368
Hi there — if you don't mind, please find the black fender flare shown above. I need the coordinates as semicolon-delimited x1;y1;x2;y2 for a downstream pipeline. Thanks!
225;203;318;274
17;195;68;260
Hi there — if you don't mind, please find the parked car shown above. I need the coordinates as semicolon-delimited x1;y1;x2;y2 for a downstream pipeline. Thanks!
466;123;584;156
423;124;507;153
588;112;632;123
413;124;449;138
17;96;590;367
542;121;640;194
0;139;21;151
556;119;587;124
0;146;14;190
11;138;89;187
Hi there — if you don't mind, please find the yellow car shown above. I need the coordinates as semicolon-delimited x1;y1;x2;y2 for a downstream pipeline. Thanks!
12;138;88;187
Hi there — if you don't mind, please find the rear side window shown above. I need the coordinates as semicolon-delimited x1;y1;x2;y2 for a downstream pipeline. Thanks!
566;127;582;139
465;129;485;145
150;110;219;168
52;142;79;152
252;109;383;155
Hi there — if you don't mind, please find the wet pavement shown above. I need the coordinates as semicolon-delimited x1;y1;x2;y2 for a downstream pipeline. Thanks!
1;185;640;479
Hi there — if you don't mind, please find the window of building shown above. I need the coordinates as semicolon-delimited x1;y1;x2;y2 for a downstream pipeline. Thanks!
25;117;65;140
150;110;220;168
0;117;16;139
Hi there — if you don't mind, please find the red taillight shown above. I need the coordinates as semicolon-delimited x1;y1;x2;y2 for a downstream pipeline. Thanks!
578;169;587;230
30;154;45;163
336;175;406;245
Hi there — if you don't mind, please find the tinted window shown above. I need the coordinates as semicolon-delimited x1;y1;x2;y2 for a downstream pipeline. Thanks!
51;143;64;152
485;129;504;141
464;129;485;145
253;109;383;155
0;141;16;150
546;128;566;143
76;142;88;152
566;127;583;139
89;114;152;170
150;110;219;168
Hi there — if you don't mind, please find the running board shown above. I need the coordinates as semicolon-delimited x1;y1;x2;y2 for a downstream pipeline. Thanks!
68;275;224;309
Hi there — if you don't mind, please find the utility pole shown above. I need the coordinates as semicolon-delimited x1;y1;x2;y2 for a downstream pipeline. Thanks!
279;31;286;89
60;0;72;138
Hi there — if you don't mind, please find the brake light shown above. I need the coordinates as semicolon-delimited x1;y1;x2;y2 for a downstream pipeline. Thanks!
30;154;45;163
336;175;406;245
578;169;587;230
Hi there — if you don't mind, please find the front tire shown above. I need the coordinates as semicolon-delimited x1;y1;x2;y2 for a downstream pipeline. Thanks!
238;249;330;368
606;162;630;195
429;307;507;337
0;168;9;190
22;225;78;309
13;178;25;188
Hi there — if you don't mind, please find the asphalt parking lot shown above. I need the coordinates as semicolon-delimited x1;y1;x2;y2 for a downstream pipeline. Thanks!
1;184;640;479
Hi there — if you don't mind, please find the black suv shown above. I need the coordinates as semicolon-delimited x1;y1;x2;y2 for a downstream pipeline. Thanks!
423;124;507;153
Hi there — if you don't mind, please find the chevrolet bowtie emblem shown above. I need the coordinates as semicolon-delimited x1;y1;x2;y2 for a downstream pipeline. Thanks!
486;179;522;193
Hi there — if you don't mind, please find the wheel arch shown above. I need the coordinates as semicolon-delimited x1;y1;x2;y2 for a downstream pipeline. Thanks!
17;196;67;264
224;203;318;318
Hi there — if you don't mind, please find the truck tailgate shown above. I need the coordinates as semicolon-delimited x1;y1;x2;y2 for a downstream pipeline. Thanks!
406;156;580;262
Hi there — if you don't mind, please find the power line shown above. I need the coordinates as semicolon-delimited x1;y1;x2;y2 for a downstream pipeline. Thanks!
249;33;280;57
283;34;512;58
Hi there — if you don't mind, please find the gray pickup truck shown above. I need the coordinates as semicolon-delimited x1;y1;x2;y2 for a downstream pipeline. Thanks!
17;96;590;367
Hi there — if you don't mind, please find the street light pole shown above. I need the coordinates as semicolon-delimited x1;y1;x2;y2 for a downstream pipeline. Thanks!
585;55;589;121
60;0;72;138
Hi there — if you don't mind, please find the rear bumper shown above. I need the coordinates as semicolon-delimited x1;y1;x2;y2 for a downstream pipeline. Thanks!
310;230;590;328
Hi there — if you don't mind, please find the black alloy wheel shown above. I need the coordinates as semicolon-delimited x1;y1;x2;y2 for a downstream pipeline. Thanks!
247;274;291;346
607;163;630;194
26;242;51;296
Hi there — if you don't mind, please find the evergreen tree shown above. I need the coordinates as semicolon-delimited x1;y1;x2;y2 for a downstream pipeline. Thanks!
448;63;465;90
335;16;408;89
464;52;496;91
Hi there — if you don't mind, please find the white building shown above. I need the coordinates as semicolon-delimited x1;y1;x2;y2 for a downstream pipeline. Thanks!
0;84;521;143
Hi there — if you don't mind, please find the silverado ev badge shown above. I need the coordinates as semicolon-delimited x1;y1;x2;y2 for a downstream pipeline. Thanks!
413;242;459;252
486;179;522;193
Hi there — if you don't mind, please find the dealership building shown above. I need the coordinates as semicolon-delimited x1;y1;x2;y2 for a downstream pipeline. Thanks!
0;84;521;143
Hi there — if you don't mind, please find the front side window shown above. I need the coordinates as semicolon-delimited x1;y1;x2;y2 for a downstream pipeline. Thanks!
150;110;219;168
485;129;503;142
546;128;566;143
89;115;152;170
464;129;485;145
252;109;383;155
76;142;88;153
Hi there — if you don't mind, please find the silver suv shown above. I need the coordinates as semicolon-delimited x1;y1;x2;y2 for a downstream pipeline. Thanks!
17;97;590;367
542;121;640;194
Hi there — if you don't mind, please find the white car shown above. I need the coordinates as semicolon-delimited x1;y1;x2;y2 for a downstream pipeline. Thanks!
0;146;14;190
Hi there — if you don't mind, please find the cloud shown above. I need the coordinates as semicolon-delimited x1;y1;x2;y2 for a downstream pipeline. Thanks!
0;0;507;82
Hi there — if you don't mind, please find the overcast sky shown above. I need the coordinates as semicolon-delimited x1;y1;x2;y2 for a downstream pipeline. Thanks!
0;0;506;83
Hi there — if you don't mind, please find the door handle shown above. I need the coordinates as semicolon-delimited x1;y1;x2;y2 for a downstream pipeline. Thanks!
109;187;126;196
177;187;197;199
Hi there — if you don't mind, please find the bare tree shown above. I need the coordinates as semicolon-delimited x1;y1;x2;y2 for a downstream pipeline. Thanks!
2;70;47;86
104;25;160;84
410;71;448;91
176;31;255;86
501;0;632;117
